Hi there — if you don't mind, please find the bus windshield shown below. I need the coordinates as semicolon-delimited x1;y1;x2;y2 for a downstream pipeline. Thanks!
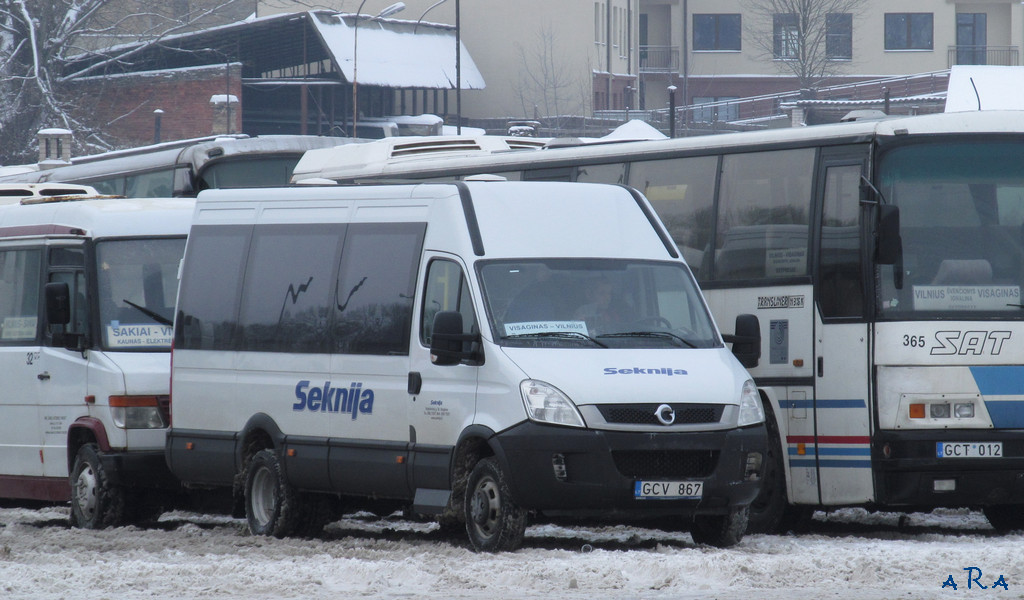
478;258;720;349
96;237;186;350
877;140;1024;319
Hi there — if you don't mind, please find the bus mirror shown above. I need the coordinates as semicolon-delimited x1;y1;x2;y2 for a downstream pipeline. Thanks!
723;314;761;369
876;204;902;266
45;282;71;326
430;311;479;366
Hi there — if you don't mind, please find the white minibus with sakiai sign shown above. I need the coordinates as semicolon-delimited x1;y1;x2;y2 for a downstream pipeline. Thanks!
166;181;768;551
0;194;192;527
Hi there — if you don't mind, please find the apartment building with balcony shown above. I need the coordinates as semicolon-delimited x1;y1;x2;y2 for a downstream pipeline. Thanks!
640;0;1024;118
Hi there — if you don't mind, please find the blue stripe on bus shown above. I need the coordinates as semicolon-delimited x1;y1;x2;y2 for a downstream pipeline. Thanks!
788;458;870;469
779;399;866;409
970;366;1024;396
984;400;1024;428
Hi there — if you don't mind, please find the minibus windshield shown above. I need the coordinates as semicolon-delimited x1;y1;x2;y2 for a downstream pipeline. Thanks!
96;237;186;350
877;140;1024;319
478;258;720;349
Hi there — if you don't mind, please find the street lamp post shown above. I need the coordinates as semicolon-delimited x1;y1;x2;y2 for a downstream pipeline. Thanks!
352;2;406;138
414;0;460;133
667;85;677;138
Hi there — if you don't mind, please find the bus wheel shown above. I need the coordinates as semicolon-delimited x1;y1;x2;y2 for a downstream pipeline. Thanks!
690;506;749;548
984;505;1024;532
244;449;299;538
69;444;125;529
746;405;803;534
464;457;526;552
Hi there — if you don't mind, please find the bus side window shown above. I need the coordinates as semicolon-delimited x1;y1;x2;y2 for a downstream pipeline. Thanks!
714;149;814;281
627;156;717;281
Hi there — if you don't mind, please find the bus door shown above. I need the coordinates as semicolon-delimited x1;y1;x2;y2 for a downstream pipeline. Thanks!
812;156;873;505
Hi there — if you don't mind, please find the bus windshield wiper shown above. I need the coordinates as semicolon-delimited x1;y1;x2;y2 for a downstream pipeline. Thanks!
598;331;697;348
504;331;607;348
122;298;173;327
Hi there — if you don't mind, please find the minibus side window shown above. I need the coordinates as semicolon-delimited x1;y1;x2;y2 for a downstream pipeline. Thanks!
238;224;342;353
176;225;251;351
48;247;87;337
333;222;425;355
421;259;477;345
0;249;42;342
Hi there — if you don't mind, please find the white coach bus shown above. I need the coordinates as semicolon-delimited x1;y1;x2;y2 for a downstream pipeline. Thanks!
293;111;1024;533
0;195;192;528
166;181;767;551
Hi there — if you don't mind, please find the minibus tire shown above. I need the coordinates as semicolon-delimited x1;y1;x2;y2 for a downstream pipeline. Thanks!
69;444;125;529
690;506;749;548
464;457;526;552
745;406;790;534
244;449;300;538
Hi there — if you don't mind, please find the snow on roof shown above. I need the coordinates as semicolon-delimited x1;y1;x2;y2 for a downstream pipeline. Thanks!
945;65;1024;112
313;13;485;89
600;119;668;141
210;94;239;104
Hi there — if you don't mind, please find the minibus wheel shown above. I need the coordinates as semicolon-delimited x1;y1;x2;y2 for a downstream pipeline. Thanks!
244;449;299;538
464;457;526;552
690;505;749;548
69;443;125;529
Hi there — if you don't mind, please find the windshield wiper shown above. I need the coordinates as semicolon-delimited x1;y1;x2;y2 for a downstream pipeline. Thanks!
122;298;173;327
598;331;697;348
504;331;608;348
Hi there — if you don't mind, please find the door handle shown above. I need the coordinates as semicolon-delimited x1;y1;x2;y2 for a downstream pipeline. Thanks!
407;371;422;395
38;371;51;381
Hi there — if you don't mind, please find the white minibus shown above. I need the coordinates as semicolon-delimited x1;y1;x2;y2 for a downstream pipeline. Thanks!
166;181;767;551
0;195;193;528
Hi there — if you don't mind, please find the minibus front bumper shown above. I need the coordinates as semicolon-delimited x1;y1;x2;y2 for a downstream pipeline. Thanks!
492;421;767;518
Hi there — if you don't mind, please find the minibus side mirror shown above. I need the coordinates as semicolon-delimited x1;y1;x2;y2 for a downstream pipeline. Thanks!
722;313;761;369
45;282;71;326
430;311;481;366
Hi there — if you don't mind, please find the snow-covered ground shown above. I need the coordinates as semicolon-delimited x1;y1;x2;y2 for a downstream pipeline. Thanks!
1;504;1020;600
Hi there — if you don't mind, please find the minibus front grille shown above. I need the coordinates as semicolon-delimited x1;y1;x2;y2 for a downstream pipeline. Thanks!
597;403;724;426
612;450;719;479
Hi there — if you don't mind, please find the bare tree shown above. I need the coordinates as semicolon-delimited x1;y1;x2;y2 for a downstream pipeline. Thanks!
512;24;590;131
0;0;246;165
743;0;866;90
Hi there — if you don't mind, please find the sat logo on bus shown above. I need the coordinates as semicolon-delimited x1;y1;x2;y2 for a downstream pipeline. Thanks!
929;330;1011;356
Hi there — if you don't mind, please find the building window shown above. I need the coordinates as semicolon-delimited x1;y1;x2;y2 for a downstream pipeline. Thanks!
773;13;800;59
885;13;933;50
826;13;852;59
693;14;741;51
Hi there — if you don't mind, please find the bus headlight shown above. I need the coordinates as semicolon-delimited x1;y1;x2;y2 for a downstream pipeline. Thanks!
520;380;585;428
737;380;765;427
954;402;976;419
109;396;167;429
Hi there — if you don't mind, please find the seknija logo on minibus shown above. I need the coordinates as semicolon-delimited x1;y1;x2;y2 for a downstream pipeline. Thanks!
293;380;374;419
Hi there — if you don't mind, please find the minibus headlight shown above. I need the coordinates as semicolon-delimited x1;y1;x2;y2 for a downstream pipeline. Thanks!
737;380;765;427
520;380;585;428
109;396;167;429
